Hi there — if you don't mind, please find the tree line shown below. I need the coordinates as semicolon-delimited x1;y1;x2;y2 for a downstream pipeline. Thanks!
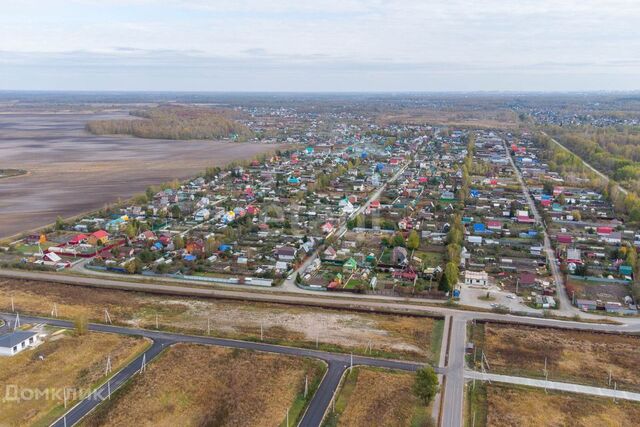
86;105;254;141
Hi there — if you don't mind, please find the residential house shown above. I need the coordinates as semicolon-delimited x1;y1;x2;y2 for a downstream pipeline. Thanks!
275;246;297;261
0;331;39;356
464;271;489;287
88;230;109;246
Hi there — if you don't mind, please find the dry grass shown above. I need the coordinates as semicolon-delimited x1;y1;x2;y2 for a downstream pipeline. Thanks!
327;368;433;427
482;323;640;391
0;279;439;361
0;331;148;427
376;110;517;129
81;343;324;427
486;384;640;427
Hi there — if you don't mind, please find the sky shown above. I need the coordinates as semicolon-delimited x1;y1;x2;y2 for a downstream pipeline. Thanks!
1;0;640;92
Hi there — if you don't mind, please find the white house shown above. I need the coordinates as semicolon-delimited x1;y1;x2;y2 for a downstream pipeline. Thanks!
0;331;39;356
194;208;210;222
339;198;355;215
464;271;489;287
275;261;289;274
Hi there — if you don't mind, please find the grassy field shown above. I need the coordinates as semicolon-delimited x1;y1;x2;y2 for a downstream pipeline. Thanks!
81;343;325;427
466;382;640;427
0;331;148;427
0;279;442;362
323;367;434;427
468;322;640;391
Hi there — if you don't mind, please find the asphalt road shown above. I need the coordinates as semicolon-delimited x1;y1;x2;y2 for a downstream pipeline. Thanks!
440;317;466;427
2;313;428;427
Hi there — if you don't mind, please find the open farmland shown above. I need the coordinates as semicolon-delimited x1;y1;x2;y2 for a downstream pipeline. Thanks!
469;322;640;391
0;331;148;427
81;343;325;427
0;110;279;239
467;383;640;427
0;279;443;362
323;367;433;427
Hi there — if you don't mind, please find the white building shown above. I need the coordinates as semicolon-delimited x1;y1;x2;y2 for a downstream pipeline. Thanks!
194;208;211;222
464;271;489;287
0;331;39;356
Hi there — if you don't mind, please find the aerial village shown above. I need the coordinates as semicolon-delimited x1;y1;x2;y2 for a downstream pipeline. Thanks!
2;126;638;316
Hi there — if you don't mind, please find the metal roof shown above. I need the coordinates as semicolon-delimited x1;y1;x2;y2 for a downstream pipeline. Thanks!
0;331;37;348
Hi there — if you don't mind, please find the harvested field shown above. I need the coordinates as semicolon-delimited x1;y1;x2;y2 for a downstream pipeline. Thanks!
472;322;640;391
81;343;325;427
0;331;148;427
475;383;640;427
324;367;433;427
0;111;280;239
0;279;442;361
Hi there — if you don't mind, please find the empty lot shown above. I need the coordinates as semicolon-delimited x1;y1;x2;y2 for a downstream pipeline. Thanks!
81;343;325;427
0;330;148;427
0;110;278;239
324;367;433;427
0;279;443;361
469;322;640;391
467;383;640;427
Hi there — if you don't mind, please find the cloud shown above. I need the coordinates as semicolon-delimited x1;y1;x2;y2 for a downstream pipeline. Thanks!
1;1;640;90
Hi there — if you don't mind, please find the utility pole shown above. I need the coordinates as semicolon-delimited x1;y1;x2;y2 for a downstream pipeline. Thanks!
316;331;319;349
11;296;14;312
14;312;20;330
350;352;353;371
286;407;289;427
609;369;612;387
544;370;549;394
304;375;308;398
260;322;264;341
140;353;146;373
52;303;58;318
104;308;112;324
63;387;68;408
155;314;159;329
207;318;211;335
105;354;112;375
